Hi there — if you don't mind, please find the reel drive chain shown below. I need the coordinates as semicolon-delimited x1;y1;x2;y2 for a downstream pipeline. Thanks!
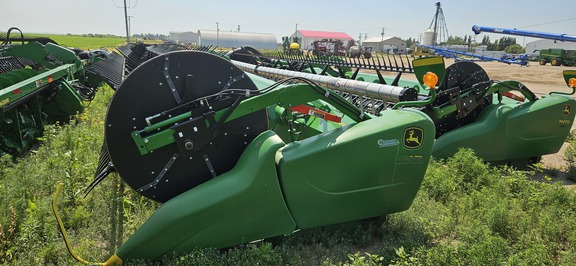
105;51;267;202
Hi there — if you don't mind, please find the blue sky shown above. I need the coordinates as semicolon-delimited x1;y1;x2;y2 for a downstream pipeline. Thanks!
2;0;575;44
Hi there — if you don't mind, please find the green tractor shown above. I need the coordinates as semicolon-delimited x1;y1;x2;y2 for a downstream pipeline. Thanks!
539;48;576;66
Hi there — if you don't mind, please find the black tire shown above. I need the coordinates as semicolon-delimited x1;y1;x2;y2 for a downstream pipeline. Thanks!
539;59;547;65
551;58;562;66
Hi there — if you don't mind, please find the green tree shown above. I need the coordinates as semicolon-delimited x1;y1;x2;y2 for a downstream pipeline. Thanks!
445;35;466;45
505;44;525;54
481;35;491;45
405;37;416;49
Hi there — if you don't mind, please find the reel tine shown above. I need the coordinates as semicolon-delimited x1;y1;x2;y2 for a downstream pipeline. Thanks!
405;54;413;72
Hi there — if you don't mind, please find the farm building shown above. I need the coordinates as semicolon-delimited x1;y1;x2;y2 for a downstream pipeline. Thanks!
362;36;407;54
290;30;354;51
525;39;576;54
169;31;199;44
197;30;277;49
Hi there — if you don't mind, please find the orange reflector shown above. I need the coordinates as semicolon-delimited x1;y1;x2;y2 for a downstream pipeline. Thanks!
13;88;21;95
570;78;576;88
289;105;342;123
423;72;438;90
48;76;53;83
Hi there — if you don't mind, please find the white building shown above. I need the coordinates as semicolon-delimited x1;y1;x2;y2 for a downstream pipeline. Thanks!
169;31;199;44
362;36;407;53
525;39;576;54
197;30;277;49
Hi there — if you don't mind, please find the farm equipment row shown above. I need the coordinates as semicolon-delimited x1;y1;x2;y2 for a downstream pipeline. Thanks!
51;41;576;265
472;25;576;66
3;31;571;264
0;27;124;156
417;44;529;66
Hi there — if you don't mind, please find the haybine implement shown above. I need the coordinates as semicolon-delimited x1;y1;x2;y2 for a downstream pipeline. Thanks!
48;43;576;264
0;27;124;155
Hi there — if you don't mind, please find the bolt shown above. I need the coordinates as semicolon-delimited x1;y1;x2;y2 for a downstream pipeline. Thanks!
185;140;194;150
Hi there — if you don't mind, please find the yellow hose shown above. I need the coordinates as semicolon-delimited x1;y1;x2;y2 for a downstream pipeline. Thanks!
52;183;123;265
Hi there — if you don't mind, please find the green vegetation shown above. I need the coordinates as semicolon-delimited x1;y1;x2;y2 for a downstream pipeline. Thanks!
0;84;575;265
25;33;126;50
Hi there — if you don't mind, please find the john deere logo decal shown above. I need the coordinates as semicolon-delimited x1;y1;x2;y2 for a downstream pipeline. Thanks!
404;127;423;149
563;104;572;116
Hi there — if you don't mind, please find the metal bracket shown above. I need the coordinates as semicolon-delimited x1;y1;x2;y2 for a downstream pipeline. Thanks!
222;73;246;91
137;153;179;192
164;55;182;104
203;154;217;178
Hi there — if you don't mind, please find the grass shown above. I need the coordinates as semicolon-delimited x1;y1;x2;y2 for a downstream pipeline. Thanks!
0;83;574;265
24;33;127;50
0;33;575;263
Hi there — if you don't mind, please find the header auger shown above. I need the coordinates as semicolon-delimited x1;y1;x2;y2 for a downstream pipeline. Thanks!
46;41;576;264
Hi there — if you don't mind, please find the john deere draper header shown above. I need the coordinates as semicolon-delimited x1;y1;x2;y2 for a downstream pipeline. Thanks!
41;40;576;265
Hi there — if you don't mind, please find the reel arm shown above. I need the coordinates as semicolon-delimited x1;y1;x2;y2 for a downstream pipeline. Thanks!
132;82;368;155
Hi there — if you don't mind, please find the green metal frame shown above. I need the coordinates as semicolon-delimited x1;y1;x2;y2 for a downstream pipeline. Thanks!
132;83;369;155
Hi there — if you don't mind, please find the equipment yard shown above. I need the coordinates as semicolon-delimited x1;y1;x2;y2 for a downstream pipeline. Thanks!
2;1;576;264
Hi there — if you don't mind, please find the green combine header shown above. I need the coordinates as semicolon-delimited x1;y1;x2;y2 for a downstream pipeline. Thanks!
42;42;576;265
0;27;124;156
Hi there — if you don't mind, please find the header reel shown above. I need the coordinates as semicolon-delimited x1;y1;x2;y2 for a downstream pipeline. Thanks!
105;51;268;202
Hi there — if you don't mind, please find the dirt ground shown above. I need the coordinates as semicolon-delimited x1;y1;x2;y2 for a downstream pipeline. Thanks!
428;59;576;187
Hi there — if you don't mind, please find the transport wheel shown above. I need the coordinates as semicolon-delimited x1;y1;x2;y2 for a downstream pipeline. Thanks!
539;59;546;65
552;58;562;66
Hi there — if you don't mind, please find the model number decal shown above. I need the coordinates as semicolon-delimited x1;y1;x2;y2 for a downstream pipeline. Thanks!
378;139;399;148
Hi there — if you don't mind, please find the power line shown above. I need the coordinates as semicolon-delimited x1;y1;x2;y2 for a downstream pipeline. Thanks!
518;17;576;30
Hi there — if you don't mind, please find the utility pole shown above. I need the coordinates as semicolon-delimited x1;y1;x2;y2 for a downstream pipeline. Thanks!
293;23;298;43
216;22;219;47
128;16;133;38
381;28;386;52
123;0;130;44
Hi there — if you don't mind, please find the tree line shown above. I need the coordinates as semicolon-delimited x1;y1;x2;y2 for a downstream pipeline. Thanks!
403;35;526;54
